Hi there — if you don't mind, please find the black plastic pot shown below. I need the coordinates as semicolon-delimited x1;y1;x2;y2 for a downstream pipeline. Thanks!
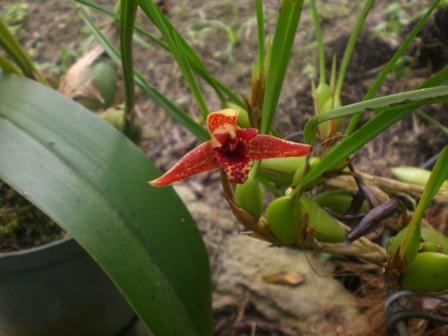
0;238;134;336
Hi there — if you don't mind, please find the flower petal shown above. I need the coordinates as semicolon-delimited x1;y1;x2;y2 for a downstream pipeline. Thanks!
207;109;238;133
248;135;311;161
149;142;219;187
237;128;258;141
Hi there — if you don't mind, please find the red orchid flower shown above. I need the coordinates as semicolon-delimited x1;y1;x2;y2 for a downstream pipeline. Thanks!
150;109;311;186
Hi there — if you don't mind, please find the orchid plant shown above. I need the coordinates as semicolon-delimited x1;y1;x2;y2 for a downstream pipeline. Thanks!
1;0;448;335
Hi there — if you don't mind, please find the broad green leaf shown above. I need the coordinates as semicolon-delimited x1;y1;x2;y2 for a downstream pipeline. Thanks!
261;0;305;133
399;146;448;265
345;0;441;134
304;85;448;143
119;0;138;134
0;74;212;336
80;10;209;141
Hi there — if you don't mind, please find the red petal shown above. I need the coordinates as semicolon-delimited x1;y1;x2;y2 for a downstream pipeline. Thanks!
237;128;258;141
213;132;230;146
150;142;219;187
248;135;312;161
207;109;238;133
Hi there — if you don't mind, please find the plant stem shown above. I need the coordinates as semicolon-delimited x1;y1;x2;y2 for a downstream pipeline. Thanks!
310;0;326;84
334;0;375;98
120;0;139;135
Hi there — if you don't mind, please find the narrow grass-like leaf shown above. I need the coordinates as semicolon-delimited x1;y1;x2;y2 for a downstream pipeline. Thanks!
255;0;265;75
303;86;448;187
76;0;243;107
171;31;210;118
119;0;138;134
334;0;375;98
304;70;448;187
261;0;305;133
419;65;448;89
399;146;448;265
0;19;48;84
346;0;442;134
310;0;326;84
76;0;169;49
0;73;212;336
304;85;448;143
0;53;21;75
155;13;243;106
304;105;410;187
416;110;448;135
137;0;209;118
80;10;209;140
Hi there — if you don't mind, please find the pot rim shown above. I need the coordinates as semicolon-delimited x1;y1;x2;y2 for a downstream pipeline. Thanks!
0;237;83;272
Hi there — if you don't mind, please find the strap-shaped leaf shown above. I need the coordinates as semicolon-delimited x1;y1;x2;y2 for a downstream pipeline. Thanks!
0;74;212;336
304;85;448;144
80;10;209;141
303;85;448;187
261;0;305;133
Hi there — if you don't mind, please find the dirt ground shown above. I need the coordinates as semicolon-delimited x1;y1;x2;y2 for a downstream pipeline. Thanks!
1;0;448;335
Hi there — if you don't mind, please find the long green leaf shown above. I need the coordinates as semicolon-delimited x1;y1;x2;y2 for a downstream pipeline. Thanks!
120;0;138;134
304;70;448;188
399;146;448;265
0;73;212;335
310;0;326;84
0;53;21;75
303;86;448;187
334;0;375;98
255;0;265;75
345;0;441;134
0;19;48;84
138;0;209;118
304;105;408;187
261;0;305;133
420;65;448;89
304;85;448;143
416;110;448;135
76;0;169;49
76;0;243;107
80;10;209;141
